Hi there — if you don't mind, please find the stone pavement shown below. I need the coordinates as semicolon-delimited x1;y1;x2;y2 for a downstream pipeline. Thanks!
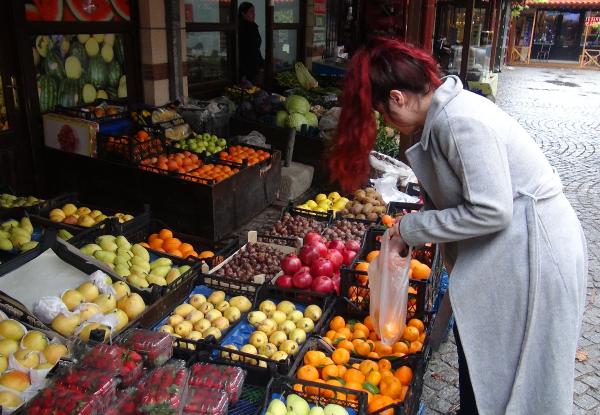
421;66;600;414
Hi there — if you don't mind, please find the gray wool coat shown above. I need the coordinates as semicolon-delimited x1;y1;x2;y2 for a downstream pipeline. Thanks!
399;76;587;415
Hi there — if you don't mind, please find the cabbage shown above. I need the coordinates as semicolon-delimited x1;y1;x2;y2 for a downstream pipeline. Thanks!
304;112;318;128
276;110;289;128
285;95;310;115
287;113;308;131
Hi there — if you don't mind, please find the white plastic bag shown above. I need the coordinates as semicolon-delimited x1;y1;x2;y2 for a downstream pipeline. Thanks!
368;232;412;346
369;151;419;203
33;296;69;324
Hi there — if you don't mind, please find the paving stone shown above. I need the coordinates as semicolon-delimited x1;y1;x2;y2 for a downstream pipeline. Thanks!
574;393;600;411
574;379;590;395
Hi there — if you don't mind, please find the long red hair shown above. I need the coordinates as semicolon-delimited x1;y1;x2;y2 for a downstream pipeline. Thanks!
328;38;442;192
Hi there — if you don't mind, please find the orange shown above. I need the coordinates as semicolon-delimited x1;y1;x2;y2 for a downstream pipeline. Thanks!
378;359;392;372
320;357;335;366
364;316;375;331
355;341;372;357
352;338;364;349
303;350;326;366
409;341;423;354
333;332;347;342
380;370;394;380
158;229;173;240
374;342;393;357
149;238;164;250
337;365;347;379
338;340;355;352
329;316;345;331
369;332;379;341
366;370;382;386
393;342;409;354
305;378;324;396
179;243;194;255
381;215;394;227
355;262;369;272
359;360;379;376
186;251;199;258
380;376;403;399
368;395;394;415
148;233;160;242
394;366;413;385
168;249;183;257
343;381;364;400
399;385;409;402
321;364;339;380
366;250;380;263
412;263;431;280
408;318;425;334
419;332;426;343
382;321;401;339
199;251;214;259
368;352;380;359
352;329;368;341
354;323;369;334
338;327;352;338
326;330;337;340
409;259;420;270
344;368;366;384
297;365;319;381
163;237;182;252
402;326;420;342
332;348;350;365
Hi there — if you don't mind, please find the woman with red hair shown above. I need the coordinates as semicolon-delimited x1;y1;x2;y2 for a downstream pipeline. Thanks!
329;38;587;415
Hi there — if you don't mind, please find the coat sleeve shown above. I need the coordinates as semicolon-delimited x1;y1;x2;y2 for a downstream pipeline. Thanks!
400;115;513;246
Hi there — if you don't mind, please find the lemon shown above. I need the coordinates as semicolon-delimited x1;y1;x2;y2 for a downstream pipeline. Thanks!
315;194;327;202
306;200;318;209
328;192;341;201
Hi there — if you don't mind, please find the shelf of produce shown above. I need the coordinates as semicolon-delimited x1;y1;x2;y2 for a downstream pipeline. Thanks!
341;228;443;317
288;337;425;415
0;216;53;264
0;185;49;219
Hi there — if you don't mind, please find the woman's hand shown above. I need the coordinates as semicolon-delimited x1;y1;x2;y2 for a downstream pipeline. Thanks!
387;216;403;239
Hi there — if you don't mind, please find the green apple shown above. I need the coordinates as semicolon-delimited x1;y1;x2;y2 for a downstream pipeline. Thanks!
267;399;286;415
287;394;310;415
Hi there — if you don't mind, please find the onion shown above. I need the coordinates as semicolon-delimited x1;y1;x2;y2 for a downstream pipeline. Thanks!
311;276;334;294
281;254;302;275
311;258;334;278
304;232;322;246
345;240;361;252
326;249;344;270
299;245;321;266
275;274;294;289
292;270;313;289
342;249;357;266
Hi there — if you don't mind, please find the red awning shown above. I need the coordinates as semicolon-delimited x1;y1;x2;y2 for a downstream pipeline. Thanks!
525;0;600;8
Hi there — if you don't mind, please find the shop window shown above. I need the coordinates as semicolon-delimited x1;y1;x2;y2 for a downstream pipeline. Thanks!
275;0;300;24
184;0;232;24
534;11;559;45
559;13;582;47
186;31;231;85
273;29;297;71
25;0;131;22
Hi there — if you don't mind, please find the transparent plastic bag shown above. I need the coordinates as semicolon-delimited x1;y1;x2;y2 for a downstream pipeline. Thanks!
368;232;411;346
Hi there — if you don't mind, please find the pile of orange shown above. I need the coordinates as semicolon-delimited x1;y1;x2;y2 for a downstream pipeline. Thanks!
218;146;271;166
184;163;240;183
140;228;214;260
139;151;202;174
295;349;414;414
323;315;426;360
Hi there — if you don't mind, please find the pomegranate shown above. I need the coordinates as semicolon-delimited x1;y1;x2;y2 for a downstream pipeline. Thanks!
275;274;294;289
342;250;357;266
311;258;334;278
311;276;334;294
281;254;302;275
299;245;321;266
345;240;361;252
292;271;313;289
328;240;346;252
326;249;344;270
304;232;322;246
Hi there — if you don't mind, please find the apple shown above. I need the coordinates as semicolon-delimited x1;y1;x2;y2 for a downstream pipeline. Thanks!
93;293;117;313
304;305;323;321
221;344;239;360
0;339;18;356
112;281;131;300
202;327;222;340
229;296;252;312
61;289;84;311
287;395;310;415
271;350;288;361
288;310;304;323
258;343;278;357
168;315;184;326
77;282;99;302
267;399;287;415
189;294;207;309
207;291;225;305
21;331;48;351
212;316;230;330
51;313;80;337
186;310;205;324
193;319;211;332
240;344;258;364
42;343;69;365
324;404;349;415
224;307;241;323
215;300;230;312
0;371;30;392
0;390;21;409
276;301;295;315
117;293;146;319
175;321;193;337
198;302;214;314
259;300;277;314
160;325;174;334
296;318;315;333
269;310;287;325
249;331;268;348
279;340;299;355
268;331;287;347
257;319;277;336
289;328;307;344
279;320;296;336
175;303;196;318
187;331;203;341
248;311;267;326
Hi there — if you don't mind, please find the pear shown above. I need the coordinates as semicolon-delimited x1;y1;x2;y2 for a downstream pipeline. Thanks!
77;282;100;302
10;234;30;249
116;247;133;257
0;230;9;238
112;281;131;300
93;293;117;313
110;309;129;331
130;264;150;275
51;313;81;337
20;241;39;252
80;243;102;256
77;215;96;227
179;265;191;274
95;235;116;244
94;250;116;264
114;235;131;249
0;238;13;251
146;275;167;286
150;257;172;269
0;320;24;341
114;254;131;267
0;339;18;356
43;343;68;365
79;323;110;342
323;404;349;415
115;264;131;277
130;256;150;270
131;244;149;261
99;239;118;252
61;289;84;311
287;394;310;415
149;266;170;278
0;220;18;230
62;203;77;216
57;229;73;241
19;217;33;234
165;269;181;284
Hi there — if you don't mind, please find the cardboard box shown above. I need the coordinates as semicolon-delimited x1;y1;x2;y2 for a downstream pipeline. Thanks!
43;113;98;157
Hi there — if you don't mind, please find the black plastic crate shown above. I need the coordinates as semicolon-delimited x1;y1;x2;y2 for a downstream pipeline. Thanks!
96;131;165;165
67;220;200;302
122;215;239;270
32;193;148;234
259;205;332;243
340;228;442;317
288;337;425;415
322;216;375;243
0;217;54;268
0;185;50;218
386;201;424;217
54;99;128;122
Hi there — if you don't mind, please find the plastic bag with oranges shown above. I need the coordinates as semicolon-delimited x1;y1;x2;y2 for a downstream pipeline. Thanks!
368;231;411;346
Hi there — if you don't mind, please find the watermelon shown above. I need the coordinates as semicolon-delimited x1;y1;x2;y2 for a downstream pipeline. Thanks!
114;35;125;65
58;79;80;107
88;56;107;88
110;0;130;21
43;51;66;79
32;0;63;21
37;75;58;112
69;41;88;68
66;0;114;21
106;61;122;88
25;4;41;21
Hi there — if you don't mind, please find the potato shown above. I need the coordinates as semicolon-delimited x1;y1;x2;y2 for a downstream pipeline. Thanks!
362;203;374;214
351;204;364;215
354;189;366;199
357;196;369;204
367;212;379;221
340;209;349;216
373;206;386;214
345;214;356;218
356;214;367;220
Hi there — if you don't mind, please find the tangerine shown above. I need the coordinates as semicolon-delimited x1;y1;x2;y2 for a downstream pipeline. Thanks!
378;359;392;372
368;395;394;415
408;318;425;333
412;263;431;280
409;341;423;354
355;341;372;357
374;342;393;357
364;316;375;331
366;250;380;263
163;237;182;252
330;316;345;331
366;370;382;386
148;233;160;242
359;360;379;375
297;365;319;381
344;368;366;384
355;262;369;272
392;342;409;354
402;326;420;342
394;366;413;385
303;350;326;366
321;364;339;381
380;376;403;399
338;340;355;352
332;348;350;365
149;238;164;250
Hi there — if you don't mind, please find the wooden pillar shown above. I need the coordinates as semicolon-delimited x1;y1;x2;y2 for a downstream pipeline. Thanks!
507;15;516;65
580;24;589;66
460;0;475;81
421;0;436;52
489;0;500;71
527;10;537;63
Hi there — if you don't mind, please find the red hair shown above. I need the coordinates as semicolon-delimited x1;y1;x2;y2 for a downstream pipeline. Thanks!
328;38;442;192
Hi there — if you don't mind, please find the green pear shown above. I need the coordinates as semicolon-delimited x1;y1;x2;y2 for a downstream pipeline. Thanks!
130;256;150;270
146;274;167;286
129;264;149;275
309;408;326;415
80;243;102;256
1;220;18;230
165;269;181;284
94;214;109;223
11;227;31;240
95;235;116;244
99;239;118;252
19;217;33;234
115;264;131;277
20;241;39;252
116;248;133;257
179;265;191;274
93;250;116;264
150;257;172;269
0;230;9;239
0;237;13;251
114;254;132;266
267;400;287;415
114;235;131;250
131;244;149;261
10;234;30;249
57;229;73;241
149;265;170;278
287;395;310;415
323;404;348;415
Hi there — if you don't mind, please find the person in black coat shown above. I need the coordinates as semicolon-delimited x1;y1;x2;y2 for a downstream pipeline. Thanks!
238;2;264;84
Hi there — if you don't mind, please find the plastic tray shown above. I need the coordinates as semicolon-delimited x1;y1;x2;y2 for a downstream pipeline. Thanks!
97;131;165;165
188;362;247;404
117;328;174;368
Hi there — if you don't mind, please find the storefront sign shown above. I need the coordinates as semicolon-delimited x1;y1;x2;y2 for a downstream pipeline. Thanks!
586;16;600;26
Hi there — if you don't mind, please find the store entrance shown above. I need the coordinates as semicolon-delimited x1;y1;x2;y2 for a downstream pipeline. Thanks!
532;10;584;61
0;2;31;192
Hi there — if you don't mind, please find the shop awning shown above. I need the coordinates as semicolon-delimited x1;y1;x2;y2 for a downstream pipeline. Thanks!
525;0;600;8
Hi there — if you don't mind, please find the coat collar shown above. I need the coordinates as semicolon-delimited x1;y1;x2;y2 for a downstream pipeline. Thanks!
419;76;463;150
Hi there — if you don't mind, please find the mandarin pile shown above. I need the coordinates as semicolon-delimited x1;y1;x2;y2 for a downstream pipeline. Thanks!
141;228;214;260
218;145;271;166
139;151;202;174
323;315;426;359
